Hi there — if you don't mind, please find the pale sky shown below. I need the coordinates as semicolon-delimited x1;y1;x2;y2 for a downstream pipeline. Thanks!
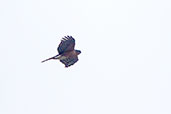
0;0;171;114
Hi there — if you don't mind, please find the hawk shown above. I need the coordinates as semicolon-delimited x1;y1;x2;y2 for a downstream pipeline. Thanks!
41;36;81;67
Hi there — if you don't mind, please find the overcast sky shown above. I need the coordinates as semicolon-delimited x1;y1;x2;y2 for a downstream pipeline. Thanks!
0;0;171;114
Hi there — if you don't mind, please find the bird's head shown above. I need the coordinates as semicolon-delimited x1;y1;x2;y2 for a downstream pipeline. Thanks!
75;50;81;55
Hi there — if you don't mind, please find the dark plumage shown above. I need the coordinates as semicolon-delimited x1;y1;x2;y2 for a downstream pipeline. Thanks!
42;36;81;67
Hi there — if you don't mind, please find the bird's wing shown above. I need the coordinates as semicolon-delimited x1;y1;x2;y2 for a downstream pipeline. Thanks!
57;36;75;54
60;55;78;67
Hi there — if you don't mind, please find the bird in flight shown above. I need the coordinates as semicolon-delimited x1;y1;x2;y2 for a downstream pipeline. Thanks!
41;36;81;67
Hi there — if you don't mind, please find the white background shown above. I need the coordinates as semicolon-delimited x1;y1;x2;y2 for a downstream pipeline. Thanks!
0;0;171;114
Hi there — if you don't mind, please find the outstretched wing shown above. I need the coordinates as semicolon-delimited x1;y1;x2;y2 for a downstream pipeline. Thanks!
57;36;75;54
60;56;78;67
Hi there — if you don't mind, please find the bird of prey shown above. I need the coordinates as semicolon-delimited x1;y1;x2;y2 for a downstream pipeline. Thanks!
41;36;81;67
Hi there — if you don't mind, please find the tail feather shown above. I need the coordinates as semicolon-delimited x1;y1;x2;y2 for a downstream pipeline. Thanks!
41;55;59;63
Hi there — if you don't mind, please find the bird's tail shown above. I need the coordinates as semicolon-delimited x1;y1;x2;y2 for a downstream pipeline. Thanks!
41;54;59;63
